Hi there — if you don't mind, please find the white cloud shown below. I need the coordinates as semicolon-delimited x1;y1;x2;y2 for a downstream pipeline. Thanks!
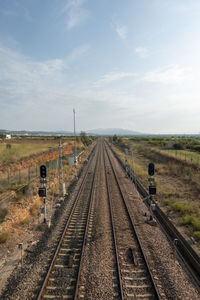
61;0;89;30
115;25;127;40
93;71;134;87
135;47;148;58
111;15;127;40
142;65;192;84
0;43;89;106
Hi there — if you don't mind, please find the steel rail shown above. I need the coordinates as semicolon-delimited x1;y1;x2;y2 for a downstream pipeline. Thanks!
74;141;101;299
104;142;161;299
103;142;124;299
108;142;200;292
37;143;98;300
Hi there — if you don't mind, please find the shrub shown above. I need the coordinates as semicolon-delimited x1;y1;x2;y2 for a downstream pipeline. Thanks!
0;231;9;243
163;198;171;205
179;214;192;225
173;143;184;150
19;217;30;226
191;145;200;152
29;202;40;216
171;202;194;214
0;208;8;223
194;231;200;241
191;217;200;231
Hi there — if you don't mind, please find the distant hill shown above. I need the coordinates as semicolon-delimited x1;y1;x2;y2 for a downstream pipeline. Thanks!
0;129;73;136
0;128;142;136
86;128;143;136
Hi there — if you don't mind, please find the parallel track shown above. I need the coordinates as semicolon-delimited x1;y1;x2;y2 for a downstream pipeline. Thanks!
37;144;100;300
108;142;200;292
103;142;161;299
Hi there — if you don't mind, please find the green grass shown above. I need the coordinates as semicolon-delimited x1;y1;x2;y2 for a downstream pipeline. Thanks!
170;202;194;214
191;216;200;231
194;231;200;241
179;215;192;225
161;149;200;164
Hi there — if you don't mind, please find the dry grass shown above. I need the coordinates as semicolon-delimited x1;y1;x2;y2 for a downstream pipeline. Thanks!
19;217;31;226
29;200;41;216
0;142;57;166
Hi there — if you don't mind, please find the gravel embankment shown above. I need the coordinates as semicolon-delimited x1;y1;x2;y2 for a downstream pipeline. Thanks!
78;146;116;299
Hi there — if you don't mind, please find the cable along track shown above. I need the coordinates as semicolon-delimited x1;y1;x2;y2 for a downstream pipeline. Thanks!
103;142;161;300
37;144;100;300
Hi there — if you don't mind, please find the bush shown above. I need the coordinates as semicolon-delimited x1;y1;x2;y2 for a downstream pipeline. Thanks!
163;198;171;205
0;231;9;243
29;203;40;216
191;217;200;231
171;202;193;214
194;231;200;241
0;208;8;223
80;132;93;146
113;134;122;144
19;217;30;226
179;214;192;225
190;145;200;152
173;143;184;150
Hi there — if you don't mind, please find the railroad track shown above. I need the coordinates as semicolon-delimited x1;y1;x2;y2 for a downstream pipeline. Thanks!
103;142;161;299
108;142;200;292
37;143;100;300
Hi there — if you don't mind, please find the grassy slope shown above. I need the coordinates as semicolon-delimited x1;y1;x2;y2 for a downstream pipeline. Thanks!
0;139;77;167
0;142;58;166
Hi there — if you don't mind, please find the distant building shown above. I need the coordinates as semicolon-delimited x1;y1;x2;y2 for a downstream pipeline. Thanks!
6;134;11;139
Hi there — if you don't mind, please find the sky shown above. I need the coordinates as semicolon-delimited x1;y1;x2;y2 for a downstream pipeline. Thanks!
1;0;200;134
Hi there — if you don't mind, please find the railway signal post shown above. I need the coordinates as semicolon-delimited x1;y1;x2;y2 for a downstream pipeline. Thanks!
148;162;156;221
18;242;23;267
38;165;47;224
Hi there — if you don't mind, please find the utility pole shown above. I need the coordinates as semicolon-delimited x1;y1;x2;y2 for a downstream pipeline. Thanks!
73;108;77;179
58;139;66;197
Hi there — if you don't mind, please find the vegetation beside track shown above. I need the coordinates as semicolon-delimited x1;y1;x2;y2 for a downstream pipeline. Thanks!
0;137;94;245
109;136;200;245
0;140;69;167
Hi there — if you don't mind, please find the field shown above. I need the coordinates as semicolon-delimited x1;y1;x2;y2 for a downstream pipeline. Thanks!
162;149;200;164
0;140;63;167
110;136;200;249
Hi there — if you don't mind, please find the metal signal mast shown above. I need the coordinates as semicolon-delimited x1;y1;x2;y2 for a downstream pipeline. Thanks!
73;108;77;179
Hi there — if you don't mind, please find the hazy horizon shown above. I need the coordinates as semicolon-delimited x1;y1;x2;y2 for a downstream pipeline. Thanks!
1;127;200;136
